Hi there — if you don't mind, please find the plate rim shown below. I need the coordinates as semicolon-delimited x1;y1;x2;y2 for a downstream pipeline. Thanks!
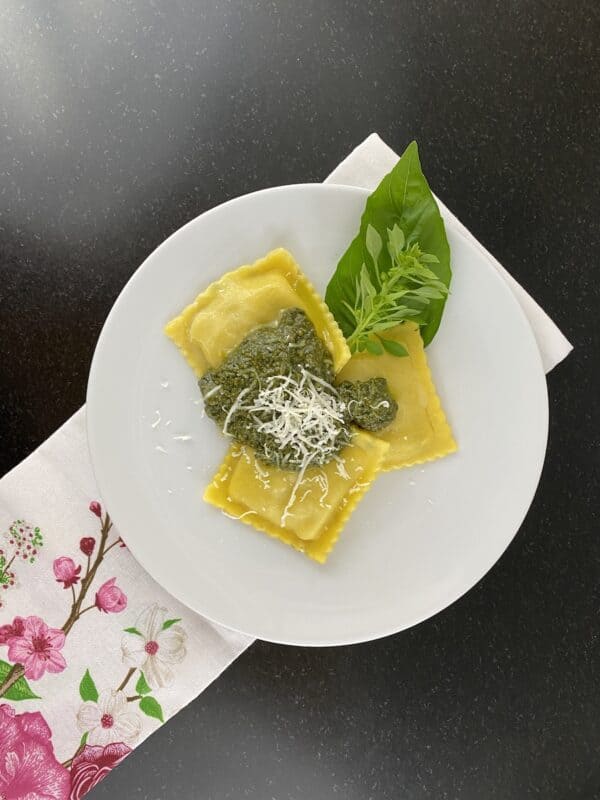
87;182;549;646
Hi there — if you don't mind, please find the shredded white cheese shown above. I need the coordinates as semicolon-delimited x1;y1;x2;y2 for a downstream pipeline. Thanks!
196;383;222;420
201;384;222;401
234;370;349;526
280;461;309;527
373;400;390;409
334;455;350;480
151;410;161;429
222;387;250;436
243;369;346;468
304;471;330;505
222;510;258;521
219;370;352;527
253;458;271;490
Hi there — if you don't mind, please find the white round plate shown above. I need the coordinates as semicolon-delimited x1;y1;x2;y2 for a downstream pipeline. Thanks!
87;184;548;646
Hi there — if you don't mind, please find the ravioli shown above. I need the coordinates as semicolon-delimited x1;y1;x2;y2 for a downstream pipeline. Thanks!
165;248;351;376
165;252;454;563
336;323;456;471
204;431;389;563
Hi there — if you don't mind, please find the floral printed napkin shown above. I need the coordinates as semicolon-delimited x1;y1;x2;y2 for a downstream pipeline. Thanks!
0;411;252;799
0;134;571;800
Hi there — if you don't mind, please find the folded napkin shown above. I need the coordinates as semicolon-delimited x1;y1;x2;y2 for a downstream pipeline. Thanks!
0;134;571;800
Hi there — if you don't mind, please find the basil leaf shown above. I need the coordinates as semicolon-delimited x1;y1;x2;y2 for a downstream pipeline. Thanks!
325;141;451;346
378;338;409;357
364;339;383;355
387;224;405;260
365;224;382;272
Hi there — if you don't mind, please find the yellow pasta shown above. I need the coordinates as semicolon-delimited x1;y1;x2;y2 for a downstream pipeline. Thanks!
164;248;351;376
204;431;389;563
165;250;454;562
336;323;457;471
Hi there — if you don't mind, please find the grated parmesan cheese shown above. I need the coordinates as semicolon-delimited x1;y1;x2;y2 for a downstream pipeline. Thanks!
217;369;353;527
151;410;161;429
242;369;347;469
234;370;350;526
222;387;250;436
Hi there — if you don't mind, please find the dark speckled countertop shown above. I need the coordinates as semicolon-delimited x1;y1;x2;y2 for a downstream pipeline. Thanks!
1;1;599;798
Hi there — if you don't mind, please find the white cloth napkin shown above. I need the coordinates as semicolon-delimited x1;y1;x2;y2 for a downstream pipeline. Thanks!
0;134;571;800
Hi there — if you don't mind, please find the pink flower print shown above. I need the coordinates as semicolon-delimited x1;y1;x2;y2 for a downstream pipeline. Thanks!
0;704;70;800
95;578;127;614
121;604;187;689
6;616;67;681
0;617;25;646
79;537;95;557
89;501;102;518
76;690;141;747
69;743;131;800
53;557;81;589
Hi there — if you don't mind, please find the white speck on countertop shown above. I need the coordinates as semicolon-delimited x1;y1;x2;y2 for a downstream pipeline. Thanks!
160;381;169;389
155;445;168;454
173;434;192;441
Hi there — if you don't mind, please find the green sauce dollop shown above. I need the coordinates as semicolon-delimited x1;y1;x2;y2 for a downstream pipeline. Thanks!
199;308;396;470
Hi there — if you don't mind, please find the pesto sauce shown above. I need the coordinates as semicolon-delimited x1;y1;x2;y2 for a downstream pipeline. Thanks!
199;307;396;470
337;378;398;431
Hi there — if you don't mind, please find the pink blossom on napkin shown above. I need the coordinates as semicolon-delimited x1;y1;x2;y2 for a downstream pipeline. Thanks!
0;616;25;645
69;742;131;800
0;704;70;800
88;501;102;518
53;557;82;589
95;578;127;614
6;616;67;680
79;537;95;557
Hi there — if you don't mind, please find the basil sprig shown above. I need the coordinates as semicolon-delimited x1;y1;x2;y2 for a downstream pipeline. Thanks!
325;141;451;353
343;223;448;356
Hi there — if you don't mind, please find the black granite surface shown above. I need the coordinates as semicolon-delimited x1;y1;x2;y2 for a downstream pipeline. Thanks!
1;1;599;798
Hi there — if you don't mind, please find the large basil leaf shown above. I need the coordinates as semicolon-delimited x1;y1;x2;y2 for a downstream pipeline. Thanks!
325;141;451;346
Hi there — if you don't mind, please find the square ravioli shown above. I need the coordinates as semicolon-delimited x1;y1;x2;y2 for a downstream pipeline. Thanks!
204;431;389;563
164;248;351;376
336;323;457;471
